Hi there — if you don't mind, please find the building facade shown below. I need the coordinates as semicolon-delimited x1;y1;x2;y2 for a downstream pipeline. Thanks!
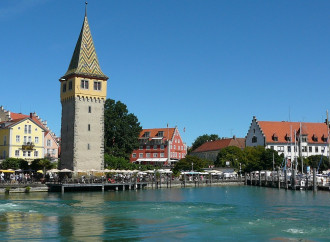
0;106;59;162
0;116;45;162
246;116;330;162
59;10;108;171
190;136;245;162
130;127;187;166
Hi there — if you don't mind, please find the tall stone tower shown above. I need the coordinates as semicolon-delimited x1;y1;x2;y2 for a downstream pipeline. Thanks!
59;8;108;171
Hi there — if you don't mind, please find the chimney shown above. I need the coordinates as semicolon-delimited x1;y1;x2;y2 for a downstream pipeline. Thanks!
233;135;236;140
30;113;33;118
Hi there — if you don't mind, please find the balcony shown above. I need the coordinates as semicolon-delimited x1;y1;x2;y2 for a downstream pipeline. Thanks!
22;142;35;150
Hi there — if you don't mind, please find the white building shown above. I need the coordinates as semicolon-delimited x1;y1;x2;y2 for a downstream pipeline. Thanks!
246;116;329;164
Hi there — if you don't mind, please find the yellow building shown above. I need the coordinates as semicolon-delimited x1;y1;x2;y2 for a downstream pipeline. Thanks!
0;117;45;162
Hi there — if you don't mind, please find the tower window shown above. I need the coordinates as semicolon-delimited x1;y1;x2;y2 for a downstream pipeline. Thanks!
94;81;101;91
88;124;91;131
62;83;67;92
88;106;92;113
68;81;73;90
87;144;90;150
81;80;89;89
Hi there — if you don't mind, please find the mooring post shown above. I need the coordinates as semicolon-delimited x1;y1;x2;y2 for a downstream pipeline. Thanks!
244;172;247;185
170;173;172;188
305;176;308;190
313;168;317;192
61;185;64;194
102;185;104;192
292;169;296;190
259;171;261;186
277;169;280;189
249;172;252;186
284;169;288;190
210;173;212;185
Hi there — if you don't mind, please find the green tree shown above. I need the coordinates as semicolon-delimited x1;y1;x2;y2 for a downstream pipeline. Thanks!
104;99;142;160
173;155;210;174
303;155;329;172
215;146;244;169
1;158;28;170
30;159;53;171
190;134;220;152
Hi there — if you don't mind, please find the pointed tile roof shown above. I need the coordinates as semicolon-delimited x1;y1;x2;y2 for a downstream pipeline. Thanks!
61;13;108;80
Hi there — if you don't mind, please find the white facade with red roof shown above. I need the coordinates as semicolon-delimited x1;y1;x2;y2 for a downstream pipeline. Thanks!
246;116;330;161
130;127;187;166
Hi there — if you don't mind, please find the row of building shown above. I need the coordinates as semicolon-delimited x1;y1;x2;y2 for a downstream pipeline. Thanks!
190;116;330;164
0;106;60;162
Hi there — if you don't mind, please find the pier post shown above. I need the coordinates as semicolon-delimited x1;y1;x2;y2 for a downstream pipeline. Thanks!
313;168;317;192
167;174;169;188
259;171;261;186
284;170;288;190
244;173;247;185
184;174;186;188
249;172;252;186
102;185;104;192
210;173;212;185
61;185;64;194
170;174;172;188
305;176;308;190
292;169;296;190
277;169;280;189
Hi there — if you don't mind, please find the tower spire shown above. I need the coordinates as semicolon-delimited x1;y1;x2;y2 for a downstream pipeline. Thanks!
61;3;108;81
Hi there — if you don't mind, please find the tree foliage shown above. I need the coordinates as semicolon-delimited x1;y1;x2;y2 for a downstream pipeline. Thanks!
104;154;153;170
214;146;283;172
104;99;142;160
190;134;220;152
300;155;329;172
0;158;29;170
30;159;54;171
173;155;211;174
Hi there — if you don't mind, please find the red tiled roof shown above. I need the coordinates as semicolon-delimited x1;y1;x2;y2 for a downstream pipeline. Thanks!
258;121;328;144
139;128;176;141
10;112;45;129
192;138;246;153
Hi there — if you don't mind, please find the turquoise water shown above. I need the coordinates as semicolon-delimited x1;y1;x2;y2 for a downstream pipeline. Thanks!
0;186;329;241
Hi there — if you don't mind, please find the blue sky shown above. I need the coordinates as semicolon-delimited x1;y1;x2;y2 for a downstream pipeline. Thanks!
1;0;329;146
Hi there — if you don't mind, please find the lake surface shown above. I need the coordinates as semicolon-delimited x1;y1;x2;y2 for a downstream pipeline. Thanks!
0;186;329;241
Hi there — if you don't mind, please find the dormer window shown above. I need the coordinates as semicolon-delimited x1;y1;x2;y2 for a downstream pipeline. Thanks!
272;133;278;142
285;134;291;141
312;134;318;142
143;132;150;138
322;135;328;142
157;131;164;137
81;80;89;89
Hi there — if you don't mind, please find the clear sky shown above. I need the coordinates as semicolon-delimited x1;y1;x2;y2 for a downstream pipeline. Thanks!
1;0;329;146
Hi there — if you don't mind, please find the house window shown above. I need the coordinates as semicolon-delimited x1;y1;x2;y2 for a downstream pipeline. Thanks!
309;146;312;152
315;146;319;153
160;145;164;150
146;146;150;150
34;151;38;157
146;153;150;158
52;149;56;155
68;81;73;90
139;146;143;150
94;81;101;91
47;139;51;146
139;153;143;158
81;80;89;89
28;136;32;143
302;146;307;152
3;136;6;146
132;153;136;158
35;137;39;144
301;137;307;142
24;136;27;144
278;146;284;152
143;132;150;137
27;151;31;157
88;106;92;113
16;135;20;143
62;83;67;92
88;124;91;131
179;153;181;159
153;145;157;149
174;145;176;149
288;146;291;152
160;153;164;158
252;136;257;143
23;151;26;157
15;150;19;156
270;146;274;150
157;131;164;137
153;153;158;158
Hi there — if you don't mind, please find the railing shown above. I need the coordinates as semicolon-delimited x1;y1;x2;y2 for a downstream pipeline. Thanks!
22;142;35;150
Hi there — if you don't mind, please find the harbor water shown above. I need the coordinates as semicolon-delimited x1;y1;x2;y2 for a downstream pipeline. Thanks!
0;186;329;241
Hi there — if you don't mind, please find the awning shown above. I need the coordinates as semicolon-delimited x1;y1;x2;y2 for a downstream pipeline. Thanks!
136;158;168;162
